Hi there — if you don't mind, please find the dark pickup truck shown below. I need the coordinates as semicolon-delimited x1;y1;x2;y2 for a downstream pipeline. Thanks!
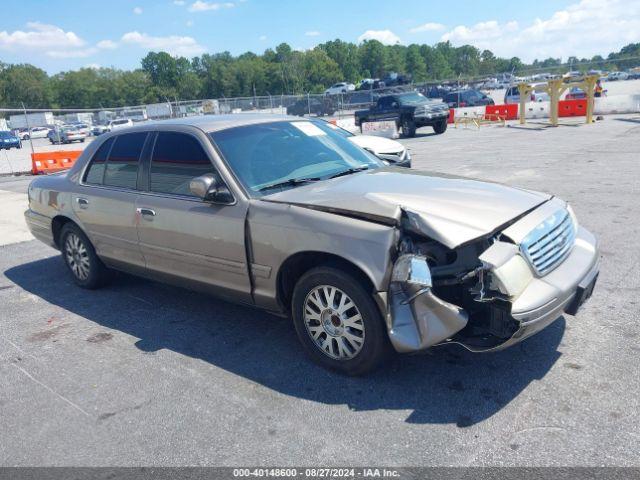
354;92;450;137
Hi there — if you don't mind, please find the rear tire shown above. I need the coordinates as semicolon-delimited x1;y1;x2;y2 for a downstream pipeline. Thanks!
60;223;110;289
433;119;448;135
292;266;390;375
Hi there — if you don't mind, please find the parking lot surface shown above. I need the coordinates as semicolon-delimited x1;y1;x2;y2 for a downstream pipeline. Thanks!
1;115;639;466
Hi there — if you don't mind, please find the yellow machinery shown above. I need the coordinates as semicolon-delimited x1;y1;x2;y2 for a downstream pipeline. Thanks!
517;74;599;126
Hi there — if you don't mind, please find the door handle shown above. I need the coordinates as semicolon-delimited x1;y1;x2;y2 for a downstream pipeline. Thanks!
136;207;156;217
76;197;89;209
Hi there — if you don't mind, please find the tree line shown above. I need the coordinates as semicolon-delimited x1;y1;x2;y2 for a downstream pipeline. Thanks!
1;40;638;110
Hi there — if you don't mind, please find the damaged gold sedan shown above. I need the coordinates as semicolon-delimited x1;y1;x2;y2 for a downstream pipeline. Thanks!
24;115;599;375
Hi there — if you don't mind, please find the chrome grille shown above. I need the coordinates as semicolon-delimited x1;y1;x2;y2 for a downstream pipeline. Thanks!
520;209;576;276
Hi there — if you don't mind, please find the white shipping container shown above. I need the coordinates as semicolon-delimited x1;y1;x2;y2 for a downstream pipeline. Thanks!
8;112;54;129
146;103;173;119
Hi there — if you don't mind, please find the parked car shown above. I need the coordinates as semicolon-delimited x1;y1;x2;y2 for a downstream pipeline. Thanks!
323;122;411;168
24;115;600;375
14;126;50;140
91;124;111;136
355;92;450;137
504;85;550;104
0;130;22;149
565;87;587;100
74;123;92;136
48;126;87;144
443;89;495;108
324;82;355;95
286;97;336;117
356;78;385;91
108;118;134;130
606;71;629;81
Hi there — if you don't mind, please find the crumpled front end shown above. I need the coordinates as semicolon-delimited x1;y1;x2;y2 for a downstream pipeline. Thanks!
385;200;600;354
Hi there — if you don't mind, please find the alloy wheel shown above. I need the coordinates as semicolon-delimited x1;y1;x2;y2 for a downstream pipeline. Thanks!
65;233;90;280
303;285;365;360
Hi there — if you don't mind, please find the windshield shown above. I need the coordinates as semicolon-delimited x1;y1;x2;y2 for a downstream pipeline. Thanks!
398;92;427;105
210;120;382;196
0;131;14;139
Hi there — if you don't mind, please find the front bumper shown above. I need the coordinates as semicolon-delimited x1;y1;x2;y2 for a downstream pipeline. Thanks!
414;111;449;122
386;226;599;354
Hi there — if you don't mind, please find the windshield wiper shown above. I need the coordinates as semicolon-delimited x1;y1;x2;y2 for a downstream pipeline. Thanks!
257;177;321;192
328;165;370;179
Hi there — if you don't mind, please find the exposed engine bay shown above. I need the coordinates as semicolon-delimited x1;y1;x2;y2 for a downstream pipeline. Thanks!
387;210;538;353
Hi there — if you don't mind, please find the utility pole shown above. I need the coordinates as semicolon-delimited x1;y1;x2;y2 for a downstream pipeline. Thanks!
21;102;35;154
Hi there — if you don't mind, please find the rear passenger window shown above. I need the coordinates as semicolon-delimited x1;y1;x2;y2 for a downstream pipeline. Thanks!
149;132;213;196
84;137;114;184
103;132;147;189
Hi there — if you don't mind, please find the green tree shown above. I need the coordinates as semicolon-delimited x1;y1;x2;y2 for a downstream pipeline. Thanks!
405;44;427;82
358;40;387;78
0;64;51;108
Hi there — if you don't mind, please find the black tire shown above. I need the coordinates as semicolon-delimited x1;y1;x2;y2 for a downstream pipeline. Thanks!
433;119;448;135
292;266;391;375
24;134;30;140
401;117;416;137
60;223;110;289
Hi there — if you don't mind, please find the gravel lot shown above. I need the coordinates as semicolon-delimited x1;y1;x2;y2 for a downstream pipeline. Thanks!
0;114;639;466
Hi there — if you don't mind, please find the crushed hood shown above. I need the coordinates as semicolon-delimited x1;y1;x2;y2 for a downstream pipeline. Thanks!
262;168;551;248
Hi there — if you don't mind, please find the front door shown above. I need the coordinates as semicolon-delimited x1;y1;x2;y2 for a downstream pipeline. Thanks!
135;131;251;303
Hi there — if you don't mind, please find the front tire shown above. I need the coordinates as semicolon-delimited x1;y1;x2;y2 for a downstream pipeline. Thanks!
292;266;390;375
401;117;416;137
60;223;110;289
433;119;448;134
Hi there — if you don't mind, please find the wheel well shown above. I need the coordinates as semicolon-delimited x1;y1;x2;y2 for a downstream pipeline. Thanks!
277;252;376;313
51;215;76;248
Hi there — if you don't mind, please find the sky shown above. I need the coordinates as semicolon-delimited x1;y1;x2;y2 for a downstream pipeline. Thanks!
0;0;639;73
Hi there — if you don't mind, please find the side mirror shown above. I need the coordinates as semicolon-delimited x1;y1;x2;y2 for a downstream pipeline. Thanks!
189;173;234;204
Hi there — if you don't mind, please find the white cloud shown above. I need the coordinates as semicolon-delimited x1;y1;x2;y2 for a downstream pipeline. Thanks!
121;31;206;56
305;31;320;37
259;35;267;41
85;63;101;69
188;1;234;11
46;47;98;58
97;39;117;49
357;29;401;45
133;6;143;14
186;20;194;27
409;22;446;33
440;0;640;62
0;22;85;51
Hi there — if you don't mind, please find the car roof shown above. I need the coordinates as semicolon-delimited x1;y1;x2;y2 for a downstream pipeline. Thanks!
118;114;302;133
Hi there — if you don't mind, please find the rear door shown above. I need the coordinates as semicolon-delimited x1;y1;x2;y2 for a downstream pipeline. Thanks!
135;130;251;303
73;132;149;268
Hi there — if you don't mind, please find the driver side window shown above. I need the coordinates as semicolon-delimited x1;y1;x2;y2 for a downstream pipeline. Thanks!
149;132;215;196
